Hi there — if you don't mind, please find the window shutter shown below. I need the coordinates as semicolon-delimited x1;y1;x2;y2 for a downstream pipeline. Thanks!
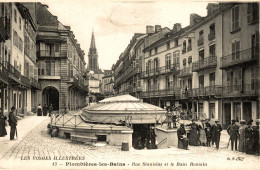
29;65;34;78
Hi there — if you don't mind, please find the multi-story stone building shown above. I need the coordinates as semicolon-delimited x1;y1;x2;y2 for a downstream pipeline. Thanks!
220;3;259;128
113;2;259;127
101;71;114;96
31;3;88;112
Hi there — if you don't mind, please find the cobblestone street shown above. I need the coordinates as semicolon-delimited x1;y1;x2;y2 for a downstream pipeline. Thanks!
0;116;258;170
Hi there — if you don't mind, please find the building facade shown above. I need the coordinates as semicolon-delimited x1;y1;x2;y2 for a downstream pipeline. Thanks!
32;3;88;112
113;2;259;127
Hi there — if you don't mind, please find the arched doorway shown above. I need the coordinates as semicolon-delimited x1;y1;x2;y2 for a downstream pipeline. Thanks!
42;86;59;110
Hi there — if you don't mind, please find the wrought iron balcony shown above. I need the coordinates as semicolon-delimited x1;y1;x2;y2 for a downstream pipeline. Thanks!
141;63;180;78
220;48;258;69
208;31;215;41
30;77;40;89
222;84;257;98
178;67;192;78
0;17;11;42
140;87;181;98
180;88;192;99
4;62;21;80
192;86;222;97
192;56;217;72
36;50;61;58
0;62;9;83
68;76;88;92
197;36;204;46
21;75;31;87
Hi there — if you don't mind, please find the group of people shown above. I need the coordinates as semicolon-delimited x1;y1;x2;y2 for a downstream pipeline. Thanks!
0;106;18;140
227;119;259;155
177;119;222;150
37;104;53;116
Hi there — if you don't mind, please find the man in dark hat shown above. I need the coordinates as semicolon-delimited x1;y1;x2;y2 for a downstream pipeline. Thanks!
227;119;239;150
177;123;189;150
245;120;255;154
8;106;18;140
211;119;222;149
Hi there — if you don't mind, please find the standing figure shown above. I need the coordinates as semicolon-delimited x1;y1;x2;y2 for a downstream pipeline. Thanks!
227;119;239;151
37;104;42;116
253;119;260;155
211;119;222;149
199;119;207;146
177;123;189;150
245;120;255;155
48;104;53;117
205;119;211;147
8;106;17;140
43;104;48;116
238;120;246;153
187;119;200;146
148;126;157;149
0;110;7;137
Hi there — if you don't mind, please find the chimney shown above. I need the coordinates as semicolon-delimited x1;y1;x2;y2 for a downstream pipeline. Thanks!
155;25;162;33
65;26;71;30
53;16;58;20
42;4;49;8
190;13;202;26
172;23;182;33
207;3;220;16
146;25;154;34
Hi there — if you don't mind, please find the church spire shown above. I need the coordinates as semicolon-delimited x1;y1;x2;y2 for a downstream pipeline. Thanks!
88;31;99;70
89;31;97;55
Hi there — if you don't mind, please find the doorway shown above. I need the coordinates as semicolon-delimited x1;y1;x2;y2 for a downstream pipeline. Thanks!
42;86;59;110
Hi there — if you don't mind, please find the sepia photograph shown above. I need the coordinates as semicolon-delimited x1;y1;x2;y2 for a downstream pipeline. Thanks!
0;0;259;169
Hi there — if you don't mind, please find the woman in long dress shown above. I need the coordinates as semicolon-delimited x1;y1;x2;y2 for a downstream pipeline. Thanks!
199;120;207;146
188;119;200;146
238;120;246;152
37;104;42;116
0;111;7;137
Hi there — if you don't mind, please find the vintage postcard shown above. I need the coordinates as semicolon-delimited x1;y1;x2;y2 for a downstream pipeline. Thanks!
0;0;259;169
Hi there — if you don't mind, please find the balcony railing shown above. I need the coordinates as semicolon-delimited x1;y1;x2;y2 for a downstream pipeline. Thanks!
208;31;215;41
30;77;40;89
0;62;9;83
140;87;181;98
4;62;21;80
178;67;192;78
21;75;31;87
68;76;88;92
141;63;180;78
220;48;258;69
197;36;204;46
192;56;217;72
0;17;11;42
181;88;192;99
37;50;60;57
222;84;257;97
192;86;222;97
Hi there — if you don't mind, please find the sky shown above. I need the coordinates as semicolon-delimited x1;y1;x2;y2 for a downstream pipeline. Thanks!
41;0;209;70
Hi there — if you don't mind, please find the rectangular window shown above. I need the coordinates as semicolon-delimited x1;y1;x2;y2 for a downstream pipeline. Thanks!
199;49;204;62
166;76;170;89
165;54;171;69
155;47;158;54
209;72;215;86
232;40;240;60
251;67;255;90
209;44;216;59
247;3;259;24
173;51;180;65
199;30;203;37
209;103;215;119
19;17;21;30
199;75;204;88
231;6;239;31
167;42;170;49
14;9;17;23
154;58;159;71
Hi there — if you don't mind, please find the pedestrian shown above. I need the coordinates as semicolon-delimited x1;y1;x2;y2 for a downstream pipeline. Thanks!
8;106;18;140
0;109;7;137
148;126;157;149
48;103;53;117
253;119;260;155
187;119;200;146
211;119;222;149
37;104;42;116
43;104;48;116
245;120;255;155
210;119;215;146
227;119;239;151
199;119;207;146
205;119;211;147
238;120;246;153
177;123;189;150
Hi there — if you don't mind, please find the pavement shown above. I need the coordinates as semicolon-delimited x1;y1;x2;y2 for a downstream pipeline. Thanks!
0;114;259;170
